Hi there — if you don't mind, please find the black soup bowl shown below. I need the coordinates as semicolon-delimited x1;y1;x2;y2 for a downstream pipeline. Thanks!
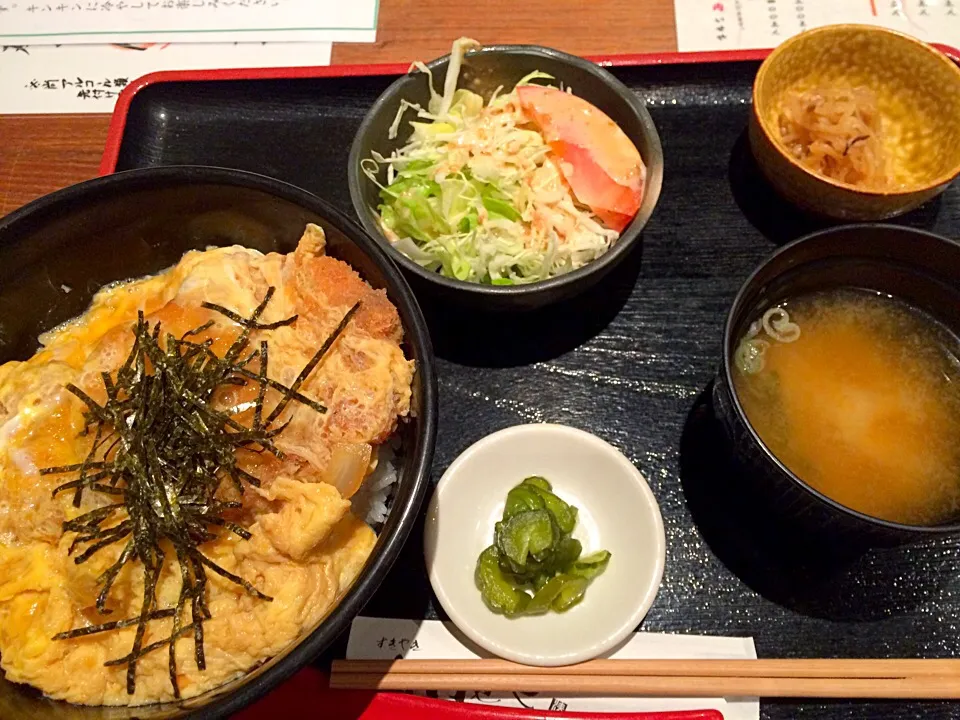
0;166;437;719
348;44;664;311
713;224;960;548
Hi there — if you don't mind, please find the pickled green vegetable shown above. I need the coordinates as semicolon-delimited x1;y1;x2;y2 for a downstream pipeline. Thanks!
475;546;530;615
569;550;612;580
528;484;578;534
525;575;569;614
549;535;583;569
504;485;546;519
521;476;552;491
499;510;557;566
551;575;589;612
474;475;611;618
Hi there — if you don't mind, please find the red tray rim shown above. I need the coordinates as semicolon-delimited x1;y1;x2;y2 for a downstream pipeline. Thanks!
97;42;960;176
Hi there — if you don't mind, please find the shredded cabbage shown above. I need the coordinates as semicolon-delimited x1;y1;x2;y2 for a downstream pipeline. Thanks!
363;37;619;285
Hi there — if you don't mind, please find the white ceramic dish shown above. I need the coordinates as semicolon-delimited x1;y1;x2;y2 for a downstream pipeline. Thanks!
423;423;666;666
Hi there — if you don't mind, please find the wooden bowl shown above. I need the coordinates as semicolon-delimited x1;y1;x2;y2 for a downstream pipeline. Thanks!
749;24;960;220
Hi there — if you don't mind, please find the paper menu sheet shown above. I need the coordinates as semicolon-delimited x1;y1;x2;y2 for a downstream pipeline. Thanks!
675;0;960;52
0;0;377;45
347;617;760;720
0;41;332;113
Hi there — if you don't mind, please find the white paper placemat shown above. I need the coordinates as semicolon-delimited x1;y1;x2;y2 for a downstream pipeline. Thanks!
675;0;960;53
0;40;331;114
347;617;759;719
0;0;375;45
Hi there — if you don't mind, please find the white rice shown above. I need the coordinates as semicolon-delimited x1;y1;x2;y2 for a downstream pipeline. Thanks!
351;438;401;527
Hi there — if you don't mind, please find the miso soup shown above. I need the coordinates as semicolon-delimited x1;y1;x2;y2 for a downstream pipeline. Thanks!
732;288;960;526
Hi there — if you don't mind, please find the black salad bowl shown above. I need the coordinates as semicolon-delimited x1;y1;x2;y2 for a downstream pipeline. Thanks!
713;223;960;548
347;43;664;311
0;166;437;719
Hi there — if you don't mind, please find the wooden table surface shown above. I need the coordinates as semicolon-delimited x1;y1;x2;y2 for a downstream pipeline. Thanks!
0;0;677;216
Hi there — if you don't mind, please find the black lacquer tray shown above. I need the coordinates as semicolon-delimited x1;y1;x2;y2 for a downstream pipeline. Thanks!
101;50;960;719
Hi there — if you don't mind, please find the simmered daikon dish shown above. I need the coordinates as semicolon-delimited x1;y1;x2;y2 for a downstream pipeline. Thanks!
362;37;646;285
0;225;414;705
733;288;960;526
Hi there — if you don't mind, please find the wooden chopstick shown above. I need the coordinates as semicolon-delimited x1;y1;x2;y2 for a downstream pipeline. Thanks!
329;672;960;699
329;659;960;699
333;658;960;679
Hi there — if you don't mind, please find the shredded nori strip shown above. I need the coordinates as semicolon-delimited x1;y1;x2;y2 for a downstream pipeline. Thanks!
41;289;360;698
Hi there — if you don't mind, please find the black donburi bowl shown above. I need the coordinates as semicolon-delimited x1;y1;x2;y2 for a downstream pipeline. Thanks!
712;223;960;548
0;166;437;719
347;44;664;311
